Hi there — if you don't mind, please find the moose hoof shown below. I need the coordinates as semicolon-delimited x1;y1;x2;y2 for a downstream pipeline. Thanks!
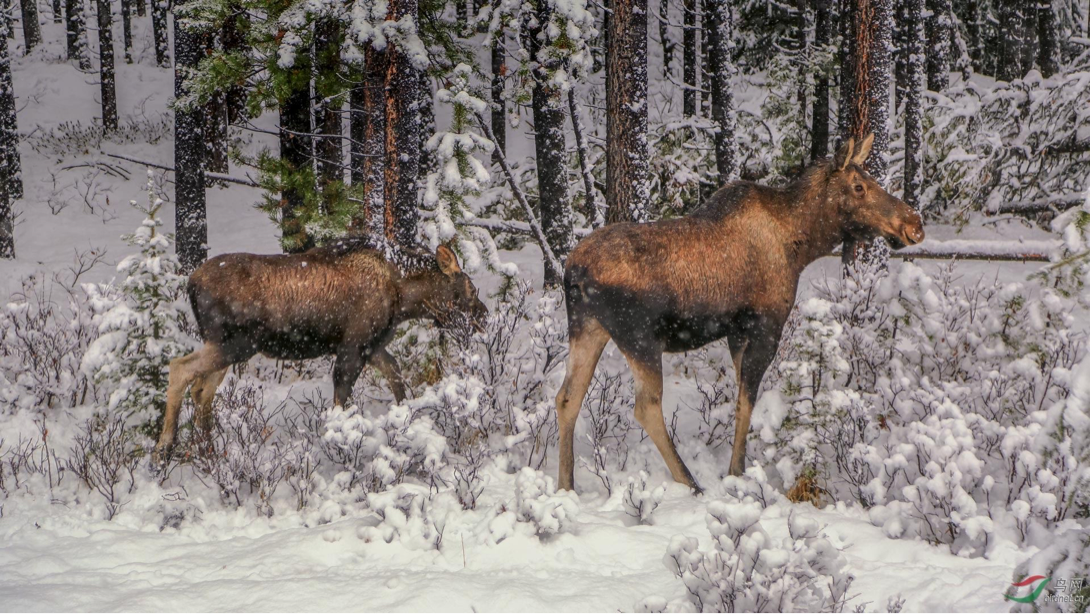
151;443;173;470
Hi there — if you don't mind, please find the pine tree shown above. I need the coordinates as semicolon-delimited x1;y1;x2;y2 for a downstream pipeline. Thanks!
926;0;952;91
382;0;425;247
841;0;893;265
174;0;207;272
66;0;91;69
683;0;697;116
120;0;133;63
152;0;170;67
811;0;834;160
19;0;42;51
82;177;192;435
902;0;925;209
705;0;737;182
352;45;386;235
606;0;650;223
52;0;61;23
0;20;18;259
996;0;1028;81
315;17;345;197
95;0;117;131
660;0;674;79
1037;0;1058;77
490;29;505;159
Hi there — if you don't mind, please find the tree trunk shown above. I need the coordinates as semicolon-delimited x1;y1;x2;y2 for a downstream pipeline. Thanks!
135;0;143;17
700;0;710;116
95;0;117;131
705;0;736;182
841;0;893;265
52;0;61;23
1018;0;1036;72
606;0;650;224
418;71;435;177
120;0;133;63
491;31;505;159
526;4;573;283
925;0;951;91
0;23;19;258
660;0;673;79
382;0;421;248
152;0;169;67
682;0;697;116
1036;0;1057;77
894;0;907;107
279;70;313;253
903;0;924;208
964;0;982;72
352;45;385;235
996;0;1026;81
315;18;343;196
19;0;42;51
811;0;833;160
837;0;854;137
174;0;207;272
65;0;91;69
221;3;246;123
204;93;229;175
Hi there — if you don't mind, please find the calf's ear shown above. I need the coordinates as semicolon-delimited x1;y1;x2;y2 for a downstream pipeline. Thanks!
851;133;875;165
833;137;855;171
436;243;462;276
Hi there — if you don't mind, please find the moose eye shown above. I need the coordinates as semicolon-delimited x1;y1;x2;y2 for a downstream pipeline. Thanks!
853;184;864;194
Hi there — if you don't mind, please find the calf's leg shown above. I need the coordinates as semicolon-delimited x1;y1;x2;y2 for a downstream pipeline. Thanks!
332;348;366;407
191;366;229;433
555;318;610;491
625;351;701;493
728;321;783;477
156;343;228;462
370;347;408;403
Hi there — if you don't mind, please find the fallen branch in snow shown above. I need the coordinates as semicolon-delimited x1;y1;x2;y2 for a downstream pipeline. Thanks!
103;152;262;188
889;238;1056;262
471;110;565;280
986;193;1086;215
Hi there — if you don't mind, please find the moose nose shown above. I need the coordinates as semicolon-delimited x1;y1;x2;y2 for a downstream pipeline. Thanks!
901;221;925;246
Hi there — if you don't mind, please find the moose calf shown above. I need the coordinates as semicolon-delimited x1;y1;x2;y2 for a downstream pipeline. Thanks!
555;134;925;493
155;241;487;462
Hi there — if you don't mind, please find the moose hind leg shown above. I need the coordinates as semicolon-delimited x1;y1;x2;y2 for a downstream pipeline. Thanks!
156;343;227;462
332;348;366;407
371;347;408;403
626;352;702;493
555;319;610;492
192;366;228;434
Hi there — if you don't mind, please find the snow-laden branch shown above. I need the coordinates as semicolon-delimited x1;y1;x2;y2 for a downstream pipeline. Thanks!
986;193;1086;215
471;109;565;281
890;238;1057;262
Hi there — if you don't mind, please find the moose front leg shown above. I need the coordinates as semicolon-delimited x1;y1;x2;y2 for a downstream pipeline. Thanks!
332;348;367;408
728;318;784;477
370;346;408;403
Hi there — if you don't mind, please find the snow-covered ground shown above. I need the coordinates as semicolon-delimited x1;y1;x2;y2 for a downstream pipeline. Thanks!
1;13;1085;614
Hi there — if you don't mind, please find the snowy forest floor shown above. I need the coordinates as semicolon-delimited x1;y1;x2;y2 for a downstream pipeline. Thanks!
0;15;1075;614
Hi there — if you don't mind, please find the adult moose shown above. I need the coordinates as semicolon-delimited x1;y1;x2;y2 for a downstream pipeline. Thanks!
554;135;925;493
154;240;487;461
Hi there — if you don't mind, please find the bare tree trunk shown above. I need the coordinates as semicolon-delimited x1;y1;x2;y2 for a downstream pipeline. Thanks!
606;0;650;224
526;4;573;283
418;71;435;177
837;0;854;137
120;0;133;63
490;31;505;159
52;0;61;23
382;0;421;247
152;0;169;67
19;0;41;51
0;22;19;258
353;45;385;235
660;0;674;79
841;0;893;265
925;0;952;91
174;0;207;272
66;0;91;69
95;0;117;131
135;0;143;17
705;0;736;182
903;0;925;208
221;3;246;123
1036;0;1057;77
811;0;833;160
315;18;344;197
682;0;697;116
996;0;1027;81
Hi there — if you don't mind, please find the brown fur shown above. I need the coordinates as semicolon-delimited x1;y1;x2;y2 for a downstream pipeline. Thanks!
154;242;487;463
554;135;925;493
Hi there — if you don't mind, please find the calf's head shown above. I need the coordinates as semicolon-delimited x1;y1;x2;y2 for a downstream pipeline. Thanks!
829;134;925;250
422;244;488;329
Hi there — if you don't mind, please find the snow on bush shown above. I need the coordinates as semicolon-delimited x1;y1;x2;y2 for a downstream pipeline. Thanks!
359;485;458;550
513;466;579;537
623;470;667;524
650;489;852;612
758;257;1087;555
80;172;192;434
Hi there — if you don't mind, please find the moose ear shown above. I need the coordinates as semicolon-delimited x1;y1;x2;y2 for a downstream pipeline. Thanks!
833;137;855;171
435;243;462;277
851;133;874;165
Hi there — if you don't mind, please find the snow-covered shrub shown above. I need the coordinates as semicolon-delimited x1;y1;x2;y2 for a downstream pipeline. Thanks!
67;413;141;520
320;402;447;492
0;269;99;411
660;500;853;612
81;172;192;435
514;467;579;537
360;485;456;550
0;420;69;495
759;258;1087;553
1008;526;1090;613
622;471;667;524
581;371;636;495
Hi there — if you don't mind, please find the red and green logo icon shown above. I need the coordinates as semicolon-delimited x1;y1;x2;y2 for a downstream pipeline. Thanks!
1005;576;1050;603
